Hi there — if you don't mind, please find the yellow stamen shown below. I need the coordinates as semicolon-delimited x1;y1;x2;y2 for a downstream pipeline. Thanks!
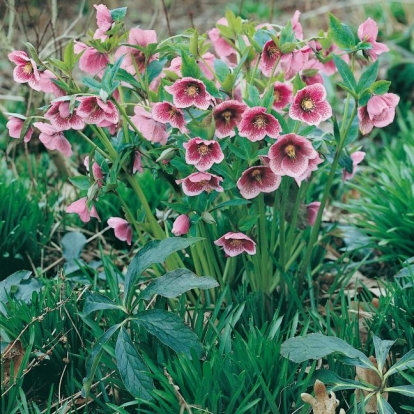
267;44;280;58
274;90;281;102
186;84;199;97
230;239;243;246
285;144;296;159
301;97;315;112
253;115;267;129
198;144;210;156
23;62;34;75
251;169;262;182
222;110;233;125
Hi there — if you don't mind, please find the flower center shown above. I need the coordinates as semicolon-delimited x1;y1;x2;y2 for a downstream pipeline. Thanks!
251;169;262;182
274;90;281;102
197;144;210;156
267;44;280;59
23;62;34;75
285;144;296;159
186;84;200;97
222;110;233;125
300;97;315;112
168;107;177;118
253;115;267;129
230;239;243;246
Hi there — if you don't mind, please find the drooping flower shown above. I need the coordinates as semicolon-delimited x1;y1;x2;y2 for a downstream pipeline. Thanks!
268;133;318;178
238;106;281;141
213;100;247;138
307;201;321;226
358;93;400;135
271;82;293;112
342;151;366;181
93;3;113;40
214;232;256;257
130;105;168;145
45;101;85;131
77;96;119;126
78;46;110;75
176;172;223;196
152;101;188;133
108;217;133;245
132;151;143;174
237;166;281;199
357;18;389;61
208;18;236;59
8;50;41;91
66;197;100;223
171;214;191;236
289;83;332;126
281;46;310;80
291;10;303;40
183;138;224;171
6;116;33;142
84;155;104;184
33;122;72;157
260;40;283;78
38;70;65;97
165;77;213;110
301;58;324;86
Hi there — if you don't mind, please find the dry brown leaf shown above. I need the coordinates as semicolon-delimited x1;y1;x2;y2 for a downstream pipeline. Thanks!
1;340;25;384
301;380;346;414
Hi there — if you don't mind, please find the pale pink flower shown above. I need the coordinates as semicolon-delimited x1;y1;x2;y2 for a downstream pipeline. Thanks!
307;201;321;226
342;151;366;181
199;52;216;80
94;4;113;33
289;83;332;126
45;101;85;131
176;172;223;196
291;10;303;40
66;197;100;223
79;47;109;74
238;106;281;141
214;232;256;257
281;46;310;80
130;106;168;145
152;102;188;133
237;166;281;199
108;217;132;245
8;50;41;91
165;77;213;110
213;100;247;138
357;18;389;61
6;116;33;142
268;133;318;178
301;58;324;86
208;18;236;59
84;156;104;183
77;96;119;126
271;82;293;112
294;153;323;186
132;151;143;174
183;138;224;171
358;93;399;135
172;214;191;236
33;122;72;157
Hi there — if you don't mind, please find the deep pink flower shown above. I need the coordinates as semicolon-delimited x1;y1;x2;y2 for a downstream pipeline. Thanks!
130;106;168;145
132;151;143;174
172;214;191;236
271;82;293;112
183;138;224;171
66;197;100;223
342;151;366;181
214;232;256;257
213;100;247;138
307;202;321;226
33;122;72;157
294;153;323;186
238;106;281;141
357;18;389;61
45;101;85;131
237;166;281;199
77;96;119;126
260;40;283;78
8;50;41;90
79;47;109;74
289;83;332;126
6;116;33;142
268;133;318;178
108;217;132;245
176;172;223;196
165;77;213;110
152;102;188;133
358;93;399;135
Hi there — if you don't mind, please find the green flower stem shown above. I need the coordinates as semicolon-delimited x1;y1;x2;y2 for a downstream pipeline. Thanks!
116;87;131;144
113;99;145;141
278;178;291;273
222;256;236;284
198;220;222;281
243;255;257;291
77;131;111;160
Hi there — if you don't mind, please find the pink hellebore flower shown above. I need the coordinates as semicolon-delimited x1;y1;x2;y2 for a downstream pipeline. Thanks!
214;232;256;257
84;156;104;183
6;116;33;142
132;151;143;174
238;106;281;142
152;101;188;133
213;100;247;138
33;122;72;157
208;18;236;59
79;47;109;75
237;166;281;199
176;172;223;196
260;40;283;78
281;46;310;80
8;50;41;91
307;201;321;226
268;133;318;178
66;197;100;223
107;217;133;245
45;101;85;131
165;77;213;110
77;96;119;126
289;83;332;126
358;93;400;135
357;18;389;61
130;105;168;145
183;138;224;171
294;153;324;186
342;151;366;181
272;82;293;112
291;10;303;40
172;214;191;236
94;3;113;40
199;52;216;80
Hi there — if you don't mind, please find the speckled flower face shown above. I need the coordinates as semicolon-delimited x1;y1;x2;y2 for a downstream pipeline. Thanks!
237;166;281;199
214;232;256;257
213;100;247;138
176;172;224;196
183;138;224;171
238;106;281;142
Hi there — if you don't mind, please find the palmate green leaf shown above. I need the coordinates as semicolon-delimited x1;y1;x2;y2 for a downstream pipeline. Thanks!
385;385;414;398
377;394;396;414
328;14;355;51
82;292;126;316
281;333;376;370
139;268;218;301
385;349;414;378
333;54;357;92
115;327;154;400
133;309;203;358
373;336;395;373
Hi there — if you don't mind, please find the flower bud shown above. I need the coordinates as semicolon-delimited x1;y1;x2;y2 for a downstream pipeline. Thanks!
172;214;191;236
